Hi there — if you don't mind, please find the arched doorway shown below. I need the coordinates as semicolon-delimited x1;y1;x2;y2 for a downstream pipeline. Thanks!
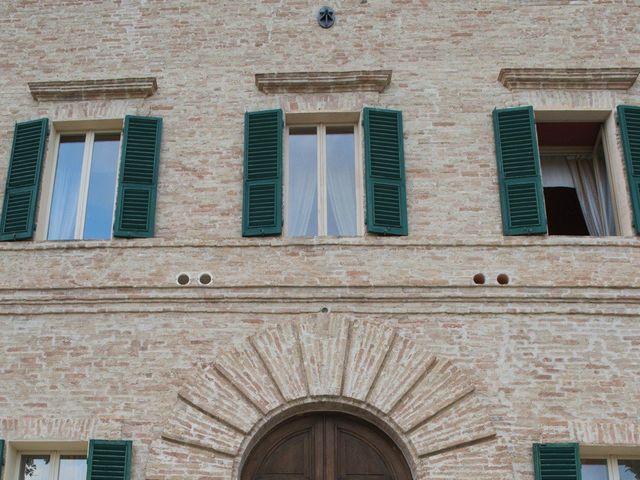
241;412;413;480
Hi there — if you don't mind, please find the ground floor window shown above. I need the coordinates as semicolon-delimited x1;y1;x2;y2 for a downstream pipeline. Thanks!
582;456;640;480
18;453;86;480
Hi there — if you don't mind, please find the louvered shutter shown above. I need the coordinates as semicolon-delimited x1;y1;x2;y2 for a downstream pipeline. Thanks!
0;438;4;475
87;439;132;480
617;105;640;234
493;106;547;235
113;115;162;238
533;443;581;480
242;109;283;236
363;107;408;235
0;119;48;241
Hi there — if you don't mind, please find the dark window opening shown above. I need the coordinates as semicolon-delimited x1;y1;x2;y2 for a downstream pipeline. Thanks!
537;121;616;236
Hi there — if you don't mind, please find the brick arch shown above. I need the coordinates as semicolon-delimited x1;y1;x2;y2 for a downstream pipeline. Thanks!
145;318;497;479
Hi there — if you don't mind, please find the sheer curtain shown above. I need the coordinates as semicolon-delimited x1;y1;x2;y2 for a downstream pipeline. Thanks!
287;132;317;236
567;129;615;236
326;130;357;236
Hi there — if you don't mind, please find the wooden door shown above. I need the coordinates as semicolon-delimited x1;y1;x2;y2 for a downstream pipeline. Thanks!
242;413;412;480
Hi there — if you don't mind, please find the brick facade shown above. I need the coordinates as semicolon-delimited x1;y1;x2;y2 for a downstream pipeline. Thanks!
0;1;639;479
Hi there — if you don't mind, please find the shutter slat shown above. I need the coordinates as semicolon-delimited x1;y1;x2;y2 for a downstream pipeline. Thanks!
493;106;547;235
363;107;408;235
87;440;132;480
533;443;581;480
0;118;48;241
113;115;162;238
617;105;640;233
242;109;283;236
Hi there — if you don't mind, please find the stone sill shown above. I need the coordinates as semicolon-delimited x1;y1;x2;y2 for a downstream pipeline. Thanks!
0;235;638;252
28;77;158;101
255;70;392;94
498;68;640;90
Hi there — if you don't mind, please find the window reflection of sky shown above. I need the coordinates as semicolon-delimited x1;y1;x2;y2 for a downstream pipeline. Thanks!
20;456;50;480
83;135;119;240
619;460;640;480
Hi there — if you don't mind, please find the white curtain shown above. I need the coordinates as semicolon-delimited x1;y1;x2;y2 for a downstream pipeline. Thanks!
287;134;317;236
327;162;357;236
567;129;615;236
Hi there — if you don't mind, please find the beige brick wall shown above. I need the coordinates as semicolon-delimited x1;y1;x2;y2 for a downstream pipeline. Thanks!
0;1;639;479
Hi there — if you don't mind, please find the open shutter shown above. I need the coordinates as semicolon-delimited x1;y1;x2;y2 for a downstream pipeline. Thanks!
87;439;132;480
363;107;408;235
242;109;283;236
617;105;640;234
0;119;48;241
0;439;4;476
493;106;547;235
533;443;581;480
113;115;162;238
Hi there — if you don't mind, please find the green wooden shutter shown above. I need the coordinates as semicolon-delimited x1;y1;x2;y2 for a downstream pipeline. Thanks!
493;106;547;235
87;439;132;480
0;119;48;241
113;115;162;238
242;109;283;236
363;107;408;235
533;443;581;480
617;105;640;234
0;439;4;476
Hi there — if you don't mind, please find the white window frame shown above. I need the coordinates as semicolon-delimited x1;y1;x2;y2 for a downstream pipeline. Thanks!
42;129;122;241
283;114;364;237
4;442;89;480
582;454;640;480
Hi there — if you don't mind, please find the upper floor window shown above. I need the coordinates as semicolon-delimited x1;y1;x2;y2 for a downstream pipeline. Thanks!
47;132;121;240
286;123;360;237
242;108;407;238
493;106;640;237
0;115;162;242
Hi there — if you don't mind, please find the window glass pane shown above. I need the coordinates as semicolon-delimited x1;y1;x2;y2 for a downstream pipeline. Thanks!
288;127;318;237
619;459;640;480
326;126;356;236
58;455;87;480
48;135;85;240
19;455;51;480
582;459;609;480
83;133;120;240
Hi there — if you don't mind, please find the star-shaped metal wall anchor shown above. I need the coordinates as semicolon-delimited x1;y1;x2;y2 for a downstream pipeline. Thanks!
318;6;335;29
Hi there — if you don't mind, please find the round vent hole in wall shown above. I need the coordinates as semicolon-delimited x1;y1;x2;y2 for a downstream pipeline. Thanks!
199;273;212;285
177;273;190;286
473;273;485;285
497;273;510;285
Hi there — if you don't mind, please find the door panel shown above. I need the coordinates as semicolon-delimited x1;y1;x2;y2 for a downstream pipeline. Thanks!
242;413;411;480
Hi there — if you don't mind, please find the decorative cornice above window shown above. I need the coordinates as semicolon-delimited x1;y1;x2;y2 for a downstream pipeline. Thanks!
255;70;392;94
498;68;640;90
28;77;158;101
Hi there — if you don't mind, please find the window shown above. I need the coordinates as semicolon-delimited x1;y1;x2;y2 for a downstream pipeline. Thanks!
493;107;635;236
286;123;361;237
46;131;121;240
242;108;407;237
582;456;640;480
538;121;616;236
0;115;162;242
17;452;86;480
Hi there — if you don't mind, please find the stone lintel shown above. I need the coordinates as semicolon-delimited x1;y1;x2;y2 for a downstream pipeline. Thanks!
28;77;158;101
498;68;640;90
255;70;392;94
